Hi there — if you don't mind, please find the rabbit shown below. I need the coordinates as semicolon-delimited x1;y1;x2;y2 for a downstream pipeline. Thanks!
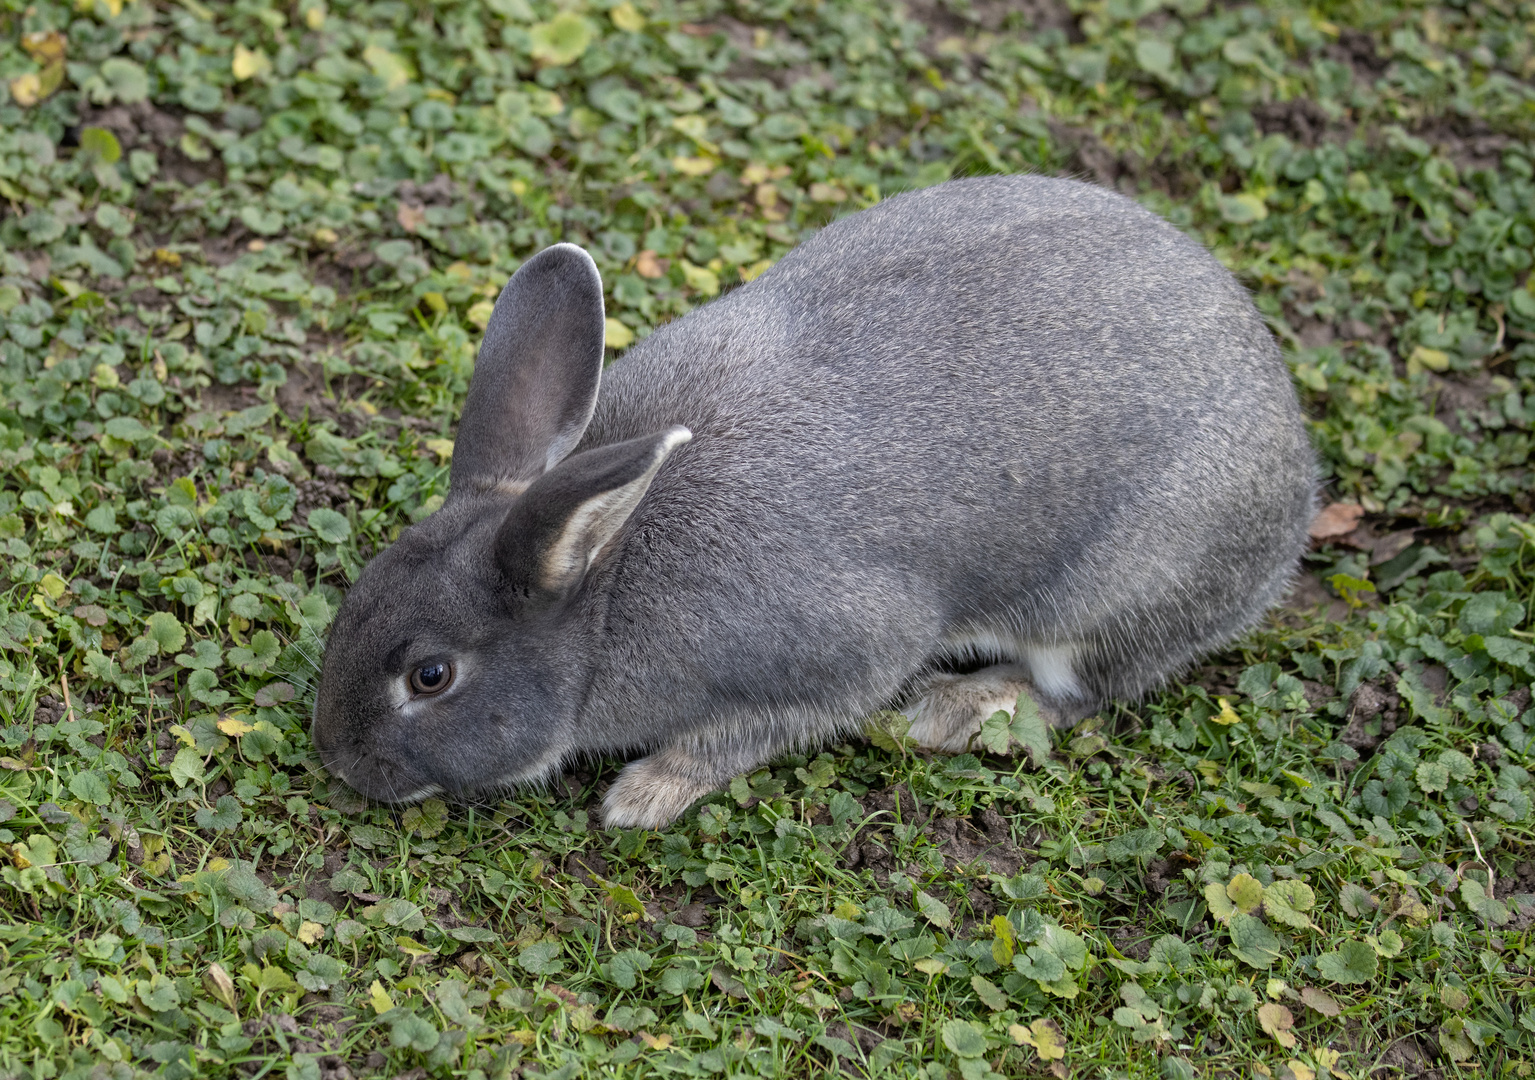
311;173;1316;829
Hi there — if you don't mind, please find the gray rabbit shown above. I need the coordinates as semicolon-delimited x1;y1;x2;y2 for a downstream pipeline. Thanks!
312;174;1316;828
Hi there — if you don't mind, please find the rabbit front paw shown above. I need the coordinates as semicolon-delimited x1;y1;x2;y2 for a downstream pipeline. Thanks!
603;748;728;829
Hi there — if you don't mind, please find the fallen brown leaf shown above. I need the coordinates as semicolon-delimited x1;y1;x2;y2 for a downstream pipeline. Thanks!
635;249;667;278
1300;985;1342;1016
1309;502;1364;540
396;202;427;233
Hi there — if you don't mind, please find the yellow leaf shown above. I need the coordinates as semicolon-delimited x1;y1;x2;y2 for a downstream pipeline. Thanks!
421;291;447;314
39;572;68;602
21;31;67;64
304;5;326;29
207;857;231;872
913;957;948;975
809;182;848;203
1212;697;1242;725
604;317;635;350
1407;345;1450;374
9;73;42;108
467;300;495;329
297;921;325;945
362;45;413;91
423;438;455;461
1257;1003;1297;1049
232;45;270;80
1286;1062;1316;1080
740;258;775;283
679;260;720;297
671;114;709;140
395;936;435;960
529;12;594;66
217;717;255;736
1314;1048;1346;1079
368;980;394;1014
1227;873;1264;913
168;724;197;747
637;1031;672;1049
671;155;717;177
527;88;563;116
1204;881;1237;922
313;227;338;245
987;915;1016;966
611;2;645;31
1011;1018;1068;1061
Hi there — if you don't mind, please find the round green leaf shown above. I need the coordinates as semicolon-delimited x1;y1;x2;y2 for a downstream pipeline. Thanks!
68;770;112;805
85;504;118;533
145;612;186;653
1228;913;1281;969
941;1019;988;1058
100;58;150;104
79;127;122;164
529;13;593;66
1316;940;1378;984
389;1012;439;1052
307;507;351;545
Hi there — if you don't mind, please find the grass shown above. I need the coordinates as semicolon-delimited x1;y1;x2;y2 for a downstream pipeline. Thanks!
1;0;1534;1077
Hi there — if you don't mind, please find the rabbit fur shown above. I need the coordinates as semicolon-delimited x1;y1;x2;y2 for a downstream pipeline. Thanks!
312;173;1316;829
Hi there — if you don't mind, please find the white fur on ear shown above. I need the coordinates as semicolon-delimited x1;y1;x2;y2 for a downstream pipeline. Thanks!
539;426;692;589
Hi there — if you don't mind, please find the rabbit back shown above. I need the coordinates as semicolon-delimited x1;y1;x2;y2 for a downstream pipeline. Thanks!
578;174;1313;749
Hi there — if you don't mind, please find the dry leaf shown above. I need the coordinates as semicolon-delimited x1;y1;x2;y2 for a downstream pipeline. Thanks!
1009;1018;1067;1061
8;73;43;108
1299;986;1341;1017
21;31;67;64
605;317;635;350
203;963;237;1010
397;202;427;232
232;45;271;80
671;154;717;176
1257;1002;1297;1048
635;250;667;279
1309;502;1364;539
611;2;645;30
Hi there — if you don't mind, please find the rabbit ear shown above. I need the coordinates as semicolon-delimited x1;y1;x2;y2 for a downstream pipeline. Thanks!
449;243;606;498
496;426;692;598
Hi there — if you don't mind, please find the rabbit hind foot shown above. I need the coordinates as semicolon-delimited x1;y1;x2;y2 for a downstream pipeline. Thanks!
902;663;1073;753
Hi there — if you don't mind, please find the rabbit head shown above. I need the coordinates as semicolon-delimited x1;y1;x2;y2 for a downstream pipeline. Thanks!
312;244;690;804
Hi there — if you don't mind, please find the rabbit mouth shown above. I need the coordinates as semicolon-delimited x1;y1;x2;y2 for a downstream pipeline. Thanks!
316;741;440;805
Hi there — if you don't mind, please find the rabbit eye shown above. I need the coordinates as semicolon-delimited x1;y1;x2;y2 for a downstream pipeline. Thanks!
410;662;453;696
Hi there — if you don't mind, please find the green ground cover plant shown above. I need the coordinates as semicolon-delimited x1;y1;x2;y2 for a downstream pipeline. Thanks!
1;0;1534;1077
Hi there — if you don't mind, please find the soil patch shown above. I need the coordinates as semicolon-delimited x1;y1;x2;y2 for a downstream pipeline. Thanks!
76;100;224;189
